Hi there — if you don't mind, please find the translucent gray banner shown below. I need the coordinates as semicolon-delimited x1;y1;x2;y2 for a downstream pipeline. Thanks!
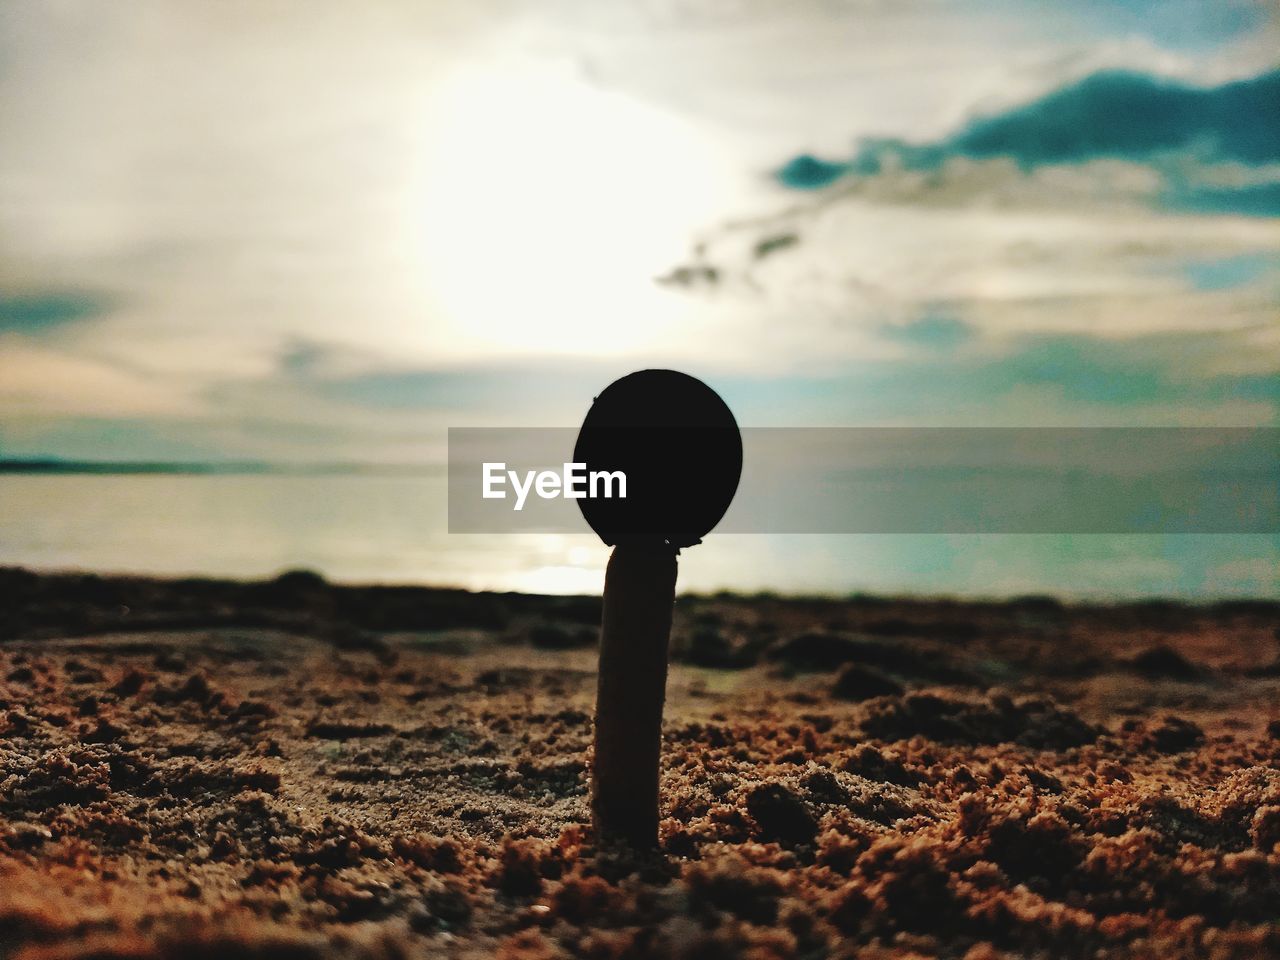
448;428;1278;534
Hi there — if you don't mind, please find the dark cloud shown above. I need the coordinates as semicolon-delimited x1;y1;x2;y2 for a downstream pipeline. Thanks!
277;340;330;377
0;292;107;333
777;155;849;189
950;68;1280;168
776;68;1280;213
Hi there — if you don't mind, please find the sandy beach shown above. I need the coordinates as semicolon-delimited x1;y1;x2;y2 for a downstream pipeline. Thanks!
2;568;1278;959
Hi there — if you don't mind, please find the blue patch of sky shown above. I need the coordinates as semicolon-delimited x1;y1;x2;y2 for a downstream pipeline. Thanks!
1166;181;1280;217
717;333;1278;424
1183;252;1274;291
318;370;496;410
1003;338;1166;405
1211;373;1280;403
315;366;603;415
1051;0;1268;50
880;312;973;350
0;292;105;333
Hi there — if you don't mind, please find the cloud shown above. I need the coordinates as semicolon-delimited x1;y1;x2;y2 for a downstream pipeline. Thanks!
3;2;1277;464
301;359;631;421
0;337;192;418
774;68;1280;217
666;63;1280;414
680;196;1280;318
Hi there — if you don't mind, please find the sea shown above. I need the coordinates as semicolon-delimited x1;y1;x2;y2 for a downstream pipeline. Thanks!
0;472;1275;599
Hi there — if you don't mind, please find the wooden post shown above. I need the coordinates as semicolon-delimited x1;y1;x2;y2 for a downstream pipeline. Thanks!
590;542;678;848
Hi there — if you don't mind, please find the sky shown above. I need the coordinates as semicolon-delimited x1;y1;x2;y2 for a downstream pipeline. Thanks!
1;0;1277;464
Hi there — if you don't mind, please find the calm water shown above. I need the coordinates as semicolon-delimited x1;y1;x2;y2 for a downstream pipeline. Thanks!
0;474;1275;599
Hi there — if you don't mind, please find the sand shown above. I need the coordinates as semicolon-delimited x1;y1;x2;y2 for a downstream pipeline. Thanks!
1;567;1279;959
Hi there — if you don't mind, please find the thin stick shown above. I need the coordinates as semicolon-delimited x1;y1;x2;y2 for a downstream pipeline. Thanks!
590;542;678;847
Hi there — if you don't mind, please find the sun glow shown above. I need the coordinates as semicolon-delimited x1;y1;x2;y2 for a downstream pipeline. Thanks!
414;56;732;360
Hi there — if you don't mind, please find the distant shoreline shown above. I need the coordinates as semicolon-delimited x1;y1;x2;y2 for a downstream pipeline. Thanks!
0;458;445;476
2;565;1276;629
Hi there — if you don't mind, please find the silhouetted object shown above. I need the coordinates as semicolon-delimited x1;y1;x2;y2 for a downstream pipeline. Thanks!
577;370;742;847
574;369;742;550
591;542;677;847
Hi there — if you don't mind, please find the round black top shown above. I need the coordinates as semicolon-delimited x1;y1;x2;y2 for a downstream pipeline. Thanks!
573;370;742;549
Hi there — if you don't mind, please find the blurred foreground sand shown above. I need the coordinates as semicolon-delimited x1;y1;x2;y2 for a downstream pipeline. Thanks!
2;569;1279;959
